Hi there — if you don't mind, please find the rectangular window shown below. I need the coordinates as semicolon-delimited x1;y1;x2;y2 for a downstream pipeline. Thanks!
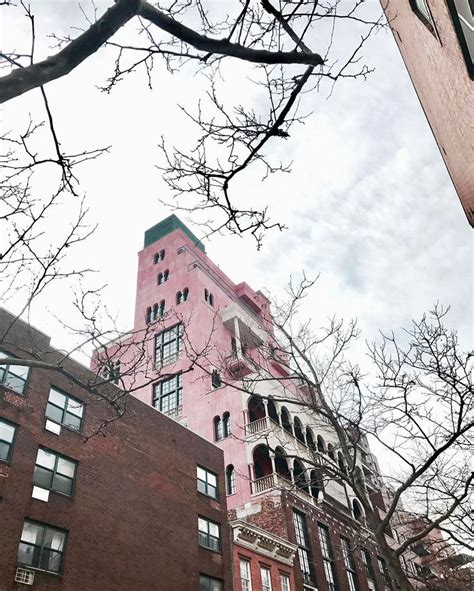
341;538;359;591
197;466;218;499
155;324;183;365
0;351;29;395
17;520;67;574
261;567;272;591
199;574;223;591
0;417;17;462
378;556;392;590
33;448;77;496
153;374;183;416
101;360;121;385
318;524;339;591
240;559;252;591
412;0;435;24
45;387;84;431
362;550;377;591
280;574;291;591
293;511;314;586
198;517;220;551
211;369;222;389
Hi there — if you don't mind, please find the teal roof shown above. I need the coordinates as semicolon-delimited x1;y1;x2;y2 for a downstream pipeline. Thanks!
144;215;206;252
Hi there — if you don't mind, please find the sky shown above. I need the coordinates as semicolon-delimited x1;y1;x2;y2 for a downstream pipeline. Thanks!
1;0;472;361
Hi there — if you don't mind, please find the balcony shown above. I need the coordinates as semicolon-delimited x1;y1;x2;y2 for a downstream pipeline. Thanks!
220;303;266;347
250;472;322;507
226;352;254;378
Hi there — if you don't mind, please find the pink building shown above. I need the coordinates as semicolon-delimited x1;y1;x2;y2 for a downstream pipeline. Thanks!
93;215;390;591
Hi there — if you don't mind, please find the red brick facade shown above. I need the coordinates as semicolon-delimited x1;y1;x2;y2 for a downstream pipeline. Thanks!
381;0;474;225
0;308;231;590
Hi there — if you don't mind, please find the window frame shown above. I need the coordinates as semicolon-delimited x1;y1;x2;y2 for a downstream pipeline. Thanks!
293;510;315;586
341;537;359;591
447;0;474;78
317;523;340;591
280;573;291;591
152;374;183;416
198;516;221;552
260;566;273;591
17;519;68;575
45;387;85;433
155;323;183;366
199;574;224;591
33;447;78;497
0;350;30;396
226;464;236;495
240;558;253;591
409;0;437;34
211;369;222;389
0;416;18;463
197;465;219;499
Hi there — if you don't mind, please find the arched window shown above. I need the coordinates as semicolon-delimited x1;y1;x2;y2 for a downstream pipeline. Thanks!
157;272;163;285
214;416;223;441
275;447;291;480
159;300;165;317
281;407;293;435
248;395;265;423
327;443;336;461
176;291;182;304
306;428;316;451
223;412;231;438
352;498;363;522
226;465;236;495
253;444;272;479
317;435;326;454
204;289;209;302
160;249;165;261
152;303;159;321
154;249;165;263
146;307;152;324
338;452;347;476
310;469;322;499
293;459;309;494
209;293;214;306
163;269;169;281
294;417;305;444
183;287;189;301
267;397;279;424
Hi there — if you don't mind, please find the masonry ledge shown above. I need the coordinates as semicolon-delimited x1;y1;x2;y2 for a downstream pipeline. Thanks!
230;519;298;566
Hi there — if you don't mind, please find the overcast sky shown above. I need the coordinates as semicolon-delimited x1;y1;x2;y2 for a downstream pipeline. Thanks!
2;0;472;360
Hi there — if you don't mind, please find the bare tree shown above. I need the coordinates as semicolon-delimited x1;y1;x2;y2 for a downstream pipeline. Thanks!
1;0;384;245
213;277;473;591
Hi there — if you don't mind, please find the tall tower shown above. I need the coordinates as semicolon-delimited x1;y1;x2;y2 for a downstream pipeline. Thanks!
95;215;394;591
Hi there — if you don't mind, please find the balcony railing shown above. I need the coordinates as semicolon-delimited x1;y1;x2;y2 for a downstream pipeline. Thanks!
250;472;322;507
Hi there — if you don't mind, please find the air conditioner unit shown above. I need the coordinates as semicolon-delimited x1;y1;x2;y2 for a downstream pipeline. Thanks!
15;568;35;585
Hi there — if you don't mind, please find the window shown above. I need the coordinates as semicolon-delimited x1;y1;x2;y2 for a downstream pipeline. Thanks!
280;574;291;591
211;369;221;389
157;269;170;284
318;524;339;591
223;412;231;437
101;360;120;384
261;567;272;591
197;466;218;499
154;249;165;264
226;464;236;495
198;517;220;551
17;520;67;574
0;351;29;395
378;556;392;590
362;550;377;591
153;374;182;416
293;511;314;586
0;417;17;462
204;289;209;302
155;324;183;365
448;0;474;77
176;288;189;305
45;387;84;431
199;575;223;591
240;559;252;591
33;448;77;496
412;0;435;24
152;300;165;320
214;416;223;441
209;293;214;306
341;538;359;591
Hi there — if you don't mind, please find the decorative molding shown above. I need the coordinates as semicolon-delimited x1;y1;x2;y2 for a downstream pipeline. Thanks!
230;519;297;566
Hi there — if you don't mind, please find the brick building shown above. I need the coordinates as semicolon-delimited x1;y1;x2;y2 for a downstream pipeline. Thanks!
94;215;395;591
0;307;231;590
381;0;474;225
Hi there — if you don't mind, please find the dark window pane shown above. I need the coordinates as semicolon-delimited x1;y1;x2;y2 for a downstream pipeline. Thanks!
53;474;73;496
33;466;53;489
0;441;10;461
64;412;81;430
40;549;62;573
45;403;63;423
17;543;40;567
199;532;208;547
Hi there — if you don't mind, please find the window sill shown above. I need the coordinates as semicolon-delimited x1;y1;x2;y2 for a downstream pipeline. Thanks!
198;545;222;554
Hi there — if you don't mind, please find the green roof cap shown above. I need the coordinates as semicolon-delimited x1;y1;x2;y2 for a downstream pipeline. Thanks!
144;214;205;252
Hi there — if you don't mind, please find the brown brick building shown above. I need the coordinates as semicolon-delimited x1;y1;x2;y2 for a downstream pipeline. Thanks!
381;0;474;225
0;307;231;590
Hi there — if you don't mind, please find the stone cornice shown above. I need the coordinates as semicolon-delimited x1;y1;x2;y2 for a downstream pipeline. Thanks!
230;519;298;566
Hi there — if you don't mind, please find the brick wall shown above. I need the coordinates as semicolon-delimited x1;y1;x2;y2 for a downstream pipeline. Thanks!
0;308;232;591
381;0;474;225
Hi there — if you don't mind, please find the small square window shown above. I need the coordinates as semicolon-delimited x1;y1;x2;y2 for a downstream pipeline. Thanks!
199;574;223;591
198;517;221;551
0;351;29;395
45;388;84;432
33;448;77;497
